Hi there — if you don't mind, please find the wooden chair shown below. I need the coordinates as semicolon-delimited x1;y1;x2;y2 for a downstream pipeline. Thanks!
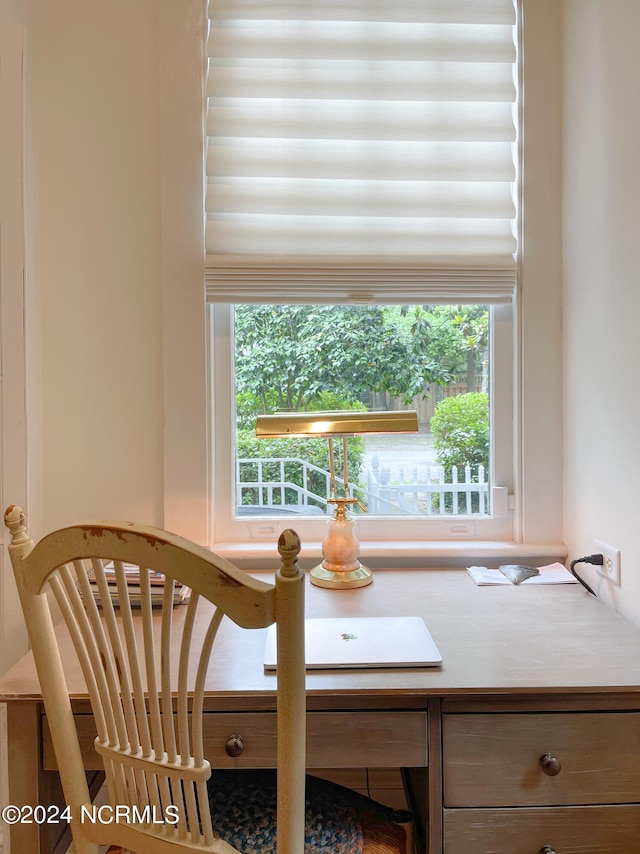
4;507;410;854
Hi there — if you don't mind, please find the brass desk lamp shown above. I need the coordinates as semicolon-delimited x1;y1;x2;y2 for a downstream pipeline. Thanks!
255;410;419;589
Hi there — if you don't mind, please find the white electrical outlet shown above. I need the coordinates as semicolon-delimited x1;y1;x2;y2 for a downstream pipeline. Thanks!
594;540;621;585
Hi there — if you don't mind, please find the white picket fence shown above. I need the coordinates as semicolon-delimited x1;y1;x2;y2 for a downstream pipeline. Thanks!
367;455;487;515
237;456;488;516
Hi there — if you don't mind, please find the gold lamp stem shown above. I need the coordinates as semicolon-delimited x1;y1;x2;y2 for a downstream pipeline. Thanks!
328;436;351;500
342;437;349;495
327;436;336;498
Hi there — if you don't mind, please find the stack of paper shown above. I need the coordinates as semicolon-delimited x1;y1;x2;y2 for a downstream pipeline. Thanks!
467;562;577;586
82;562;191;607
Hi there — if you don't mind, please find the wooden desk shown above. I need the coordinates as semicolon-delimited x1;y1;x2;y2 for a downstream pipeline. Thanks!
3;569;640;853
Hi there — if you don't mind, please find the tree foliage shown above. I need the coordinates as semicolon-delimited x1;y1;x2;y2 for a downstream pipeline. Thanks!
234;304;456;416
430;392;489;476
401;304;489;390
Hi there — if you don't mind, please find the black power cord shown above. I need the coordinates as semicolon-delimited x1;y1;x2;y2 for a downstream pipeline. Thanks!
569;554;603;596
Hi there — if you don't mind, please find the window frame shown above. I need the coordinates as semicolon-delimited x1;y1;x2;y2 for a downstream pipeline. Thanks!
209;300;515;549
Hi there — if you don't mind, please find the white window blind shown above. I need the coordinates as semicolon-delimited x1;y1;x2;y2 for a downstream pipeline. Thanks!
205;0;518;303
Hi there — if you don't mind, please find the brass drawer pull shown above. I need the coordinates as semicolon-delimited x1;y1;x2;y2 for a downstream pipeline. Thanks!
225;734;244;757
540;847;557;854
539;752;561;776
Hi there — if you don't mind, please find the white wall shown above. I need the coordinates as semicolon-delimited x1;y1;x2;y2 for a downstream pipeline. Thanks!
519;0;564;547
33;1;166;531
25;0;207;543
562;0;640;623
2;0;169;536
0;0;41;547
0;0;30;25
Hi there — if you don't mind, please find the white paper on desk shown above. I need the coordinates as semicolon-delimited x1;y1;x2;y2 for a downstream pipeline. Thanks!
467;562;578;586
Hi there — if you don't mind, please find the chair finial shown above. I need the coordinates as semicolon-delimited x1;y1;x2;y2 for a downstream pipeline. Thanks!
278;528;301;578
4;505;29;545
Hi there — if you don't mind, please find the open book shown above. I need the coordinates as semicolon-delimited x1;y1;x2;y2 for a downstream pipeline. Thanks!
467;562;577;586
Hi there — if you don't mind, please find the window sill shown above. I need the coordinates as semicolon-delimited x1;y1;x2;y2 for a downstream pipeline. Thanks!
213;540;568;572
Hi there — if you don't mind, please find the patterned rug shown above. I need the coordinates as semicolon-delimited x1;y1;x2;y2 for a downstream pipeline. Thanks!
208;769;363;853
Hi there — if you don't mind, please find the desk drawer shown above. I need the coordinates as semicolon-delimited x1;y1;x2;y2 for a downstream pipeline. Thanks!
206;711;427;769
443;805;640;854
443;712;640;806
44;711;426;770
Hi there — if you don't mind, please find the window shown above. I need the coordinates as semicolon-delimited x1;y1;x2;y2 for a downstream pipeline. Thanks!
205;0;520;548
234;304;495;519
211;300;513;545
